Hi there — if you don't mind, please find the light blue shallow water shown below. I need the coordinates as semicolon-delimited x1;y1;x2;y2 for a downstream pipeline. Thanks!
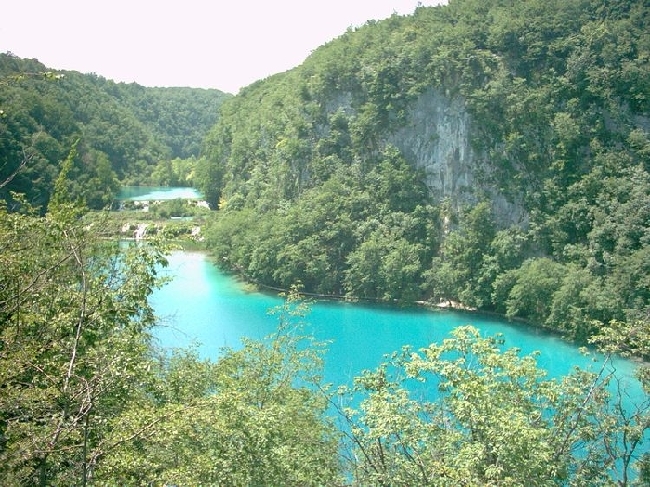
149;250;648;479
152;251;643;396
118;186;203;201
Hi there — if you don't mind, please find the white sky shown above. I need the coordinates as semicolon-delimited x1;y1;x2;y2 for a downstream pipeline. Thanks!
1;1;446;94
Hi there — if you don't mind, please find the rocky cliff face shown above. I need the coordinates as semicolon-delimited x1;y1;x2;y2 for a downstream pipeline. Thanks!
320;88;527;225
389;89;474;200
389;89;527;226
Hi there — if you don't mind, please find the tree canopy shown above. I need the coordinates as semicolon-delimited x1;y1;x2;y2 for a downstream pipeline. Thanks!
2;0;650;483
0;53;229;209
199;0;650;345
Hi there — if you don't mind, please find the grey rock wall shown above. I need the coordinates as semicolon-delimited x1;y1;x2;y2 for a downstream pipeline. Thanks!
319;88;527;226
389;89;527;226
389;89;474;200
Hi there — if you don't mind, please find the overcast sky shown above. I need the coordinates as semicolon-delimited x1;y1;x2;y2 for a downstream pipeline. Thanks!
1;1;446;94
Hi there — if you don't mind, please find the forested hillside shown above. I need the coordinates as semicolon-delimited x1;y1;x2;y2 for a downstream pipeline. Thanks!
3;0;650;484
0;53;229;209
201;0;650;343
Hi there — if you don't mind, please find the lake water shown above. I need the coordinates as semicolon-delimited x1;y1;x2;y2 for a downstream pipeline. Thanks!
152;251;643;395
149;250;648;480
118;186;203;201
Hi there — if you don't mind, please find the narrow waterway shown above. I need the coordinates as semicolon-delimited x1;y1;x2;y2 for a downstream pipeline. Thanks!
118;185;203;201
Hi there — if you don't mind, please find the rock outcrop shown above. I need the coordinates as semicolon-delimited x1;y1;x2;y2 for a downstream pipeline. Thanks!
390;89;526;226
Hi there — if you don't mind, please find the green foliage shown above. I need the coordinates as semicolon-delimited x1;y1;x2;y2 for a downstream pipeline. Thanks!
205;154;436;301
150;156;200;187
496;258;567;324
4;1;650;480
197;0;649;346
147;198;209;219
339;326;650;486
0;188;339;484
1;189;648;484
0;0;650;486
0;196;169;485
0;53;229;209
426;201;497;308
94;291;342;486
195;18;650;481
345;228;423;302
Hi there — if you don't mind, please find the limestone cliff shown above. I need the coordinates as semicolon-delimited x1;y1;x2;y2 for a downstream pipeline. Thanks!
317;87;526;225
388;89;527;226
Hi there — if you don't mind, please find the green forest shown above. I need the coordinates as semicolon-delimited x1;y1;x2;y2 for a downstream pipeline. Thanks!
201;0;650;345
2;0;650;484
0;53;230;209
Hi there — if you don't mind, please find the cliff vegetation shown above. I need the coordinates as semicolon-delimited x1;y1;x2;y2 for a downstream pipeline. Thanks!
200;0;650;345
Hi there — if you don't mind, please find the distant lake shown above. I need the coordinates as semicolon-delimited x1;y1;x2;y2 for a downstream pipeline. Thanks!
118;186;203;201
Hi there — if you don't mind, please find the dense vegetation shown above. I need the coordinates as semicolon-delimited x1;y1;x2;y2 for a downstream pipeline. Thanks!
2;184;649;483
200;0;650;346
0;53;229;209
2;0;650;484
0;170;340;484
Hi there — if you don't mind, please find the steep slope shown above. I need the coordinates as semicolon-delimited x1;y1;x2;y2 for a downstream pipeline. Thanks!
203;0;648;220
0;53;230;208
201;0;650;339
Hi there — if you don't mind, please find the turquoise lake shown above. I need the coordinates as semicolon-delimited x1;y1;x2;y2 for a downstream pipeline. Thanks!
152;251;643;396
118;186;203;201
143;236;649;481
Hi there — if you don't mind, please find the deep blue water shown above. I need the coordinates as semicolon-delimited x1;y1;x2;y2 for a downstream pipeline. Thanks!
152;251;642;395
118;186;203;201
